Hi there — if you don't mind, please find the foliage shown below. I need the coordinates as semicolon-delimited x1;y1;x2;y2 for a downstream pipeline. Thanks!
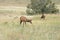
26;8;36;15
26;0;59;15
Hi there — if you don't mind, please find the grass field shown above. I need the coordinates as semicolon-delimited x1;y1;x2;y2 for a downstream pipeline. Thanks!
0;6;60;40
0;14;60;40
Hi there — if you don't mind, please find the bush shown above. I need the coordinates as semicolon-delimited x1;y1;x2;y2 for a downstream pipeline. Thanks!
26;8;36;15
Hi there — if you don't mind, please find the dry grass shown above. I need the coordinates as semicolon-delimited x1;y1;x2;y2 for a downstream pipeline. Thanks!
0;14;60;40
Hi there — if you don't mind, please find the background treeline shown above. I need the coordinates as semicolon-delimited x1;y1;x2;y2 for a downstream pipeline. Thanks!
26;0;59;15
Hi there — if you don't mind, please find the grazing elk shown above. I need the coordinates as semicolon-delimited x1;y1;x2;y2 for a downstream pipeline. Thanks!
41;14;45;19
20;16;32;25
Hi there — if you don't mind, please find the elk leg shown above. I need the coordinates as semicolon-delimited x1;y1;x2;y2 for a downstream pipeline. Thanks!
20;21;22;24
25;22;26;24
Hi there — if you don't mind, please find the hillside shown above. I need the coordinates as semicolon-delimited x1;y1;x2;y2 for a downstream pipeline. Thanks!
0;0;60;6
52;0;60;5
0;0;30;6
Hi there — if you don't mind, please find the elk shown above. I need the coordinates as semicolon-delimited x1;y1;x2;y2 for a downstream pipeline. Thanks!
41;14;45;19
20;16;32;25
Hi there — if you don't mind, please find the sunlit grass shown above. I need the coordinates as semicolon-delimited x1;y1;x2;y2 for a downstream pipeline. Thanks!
0;14;60;40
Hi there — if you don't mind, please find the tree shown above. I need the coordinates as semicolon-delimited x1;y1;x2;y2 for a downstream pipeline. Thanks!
26;0;59;15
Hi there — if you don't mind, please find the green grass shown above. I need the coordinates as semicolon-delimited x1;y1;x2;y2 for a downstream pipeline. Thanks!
0;14;60;40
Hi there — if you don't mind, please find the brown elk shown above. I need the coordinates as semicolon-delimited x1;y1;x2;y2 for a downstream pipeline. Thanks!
41;14;45;19
20;16;32;24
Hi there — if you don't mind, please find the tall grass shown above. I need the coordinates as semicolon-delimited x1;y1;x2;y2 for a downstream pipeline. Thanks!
0;14;60;40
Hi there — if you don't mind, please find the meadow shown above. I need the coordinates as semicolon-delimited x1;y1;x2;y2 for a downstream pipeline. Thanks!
0;7;60;40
